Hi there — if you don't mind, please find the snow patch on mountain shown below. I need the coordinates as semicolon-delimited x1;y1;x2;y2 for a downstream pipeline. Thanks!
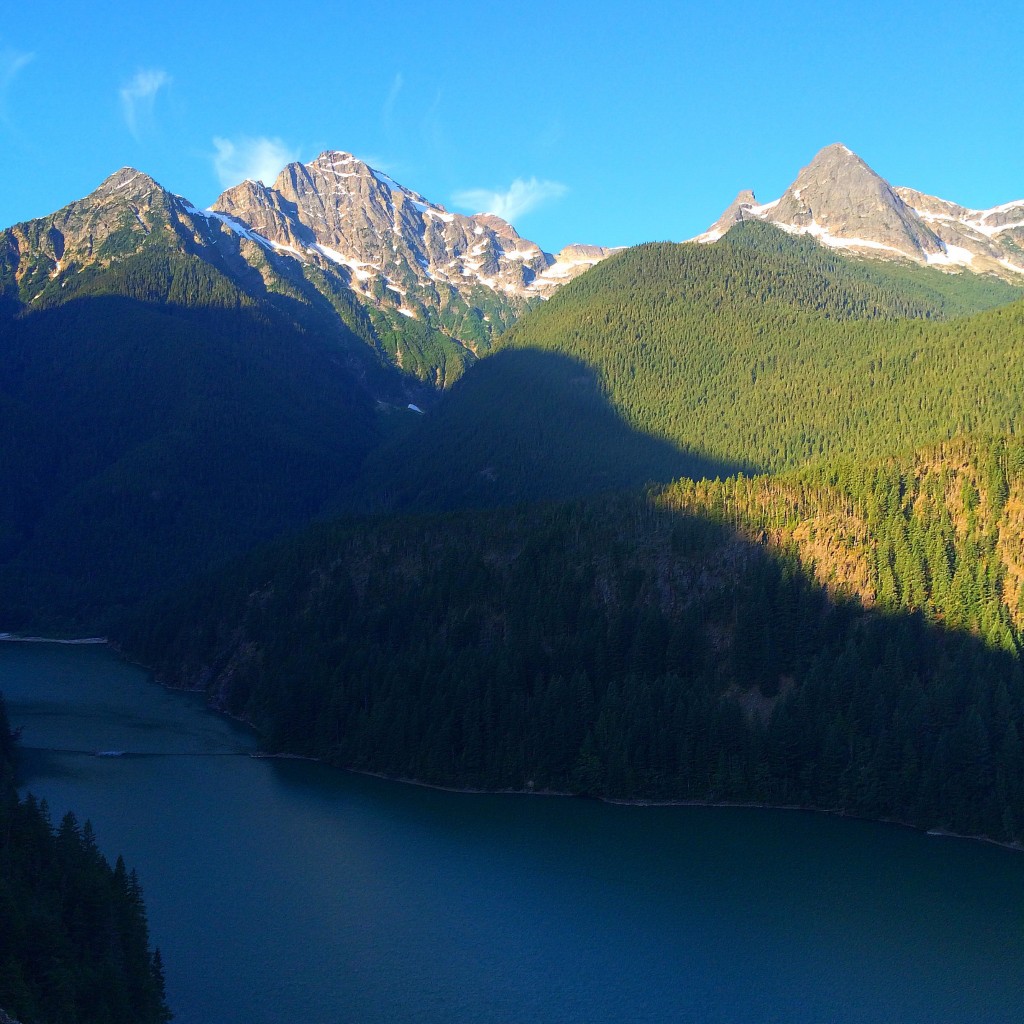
693;144;1024;279
209;150;616;309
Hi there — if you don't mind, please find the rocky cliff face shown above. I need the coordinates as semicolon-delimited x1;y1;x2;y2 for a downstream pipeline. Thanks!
1;156;613;387
210;151;615;315
3;168;194;298
0;166;294;306
694;143;1024;278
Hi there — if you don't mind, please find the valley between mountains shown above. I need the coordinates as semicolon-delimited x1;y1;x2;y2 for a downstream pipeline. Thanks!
4;142;1024;850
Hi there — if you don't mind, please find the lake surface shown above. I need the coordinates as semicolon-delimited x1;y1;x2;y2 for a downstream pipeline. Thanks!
2;642;1023;1024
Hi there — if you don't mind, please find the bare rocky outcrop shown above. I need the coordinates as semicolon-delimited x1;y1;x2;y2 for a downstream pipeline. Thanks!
210;151;616;306
1;154;615;386
0;166;278;302
694;143;1024;279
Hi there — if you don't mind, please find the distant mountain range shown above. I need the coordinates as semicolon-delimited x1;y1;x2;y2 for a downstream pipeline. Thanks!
5;141;1024;851
1;154;614;388
694;143;1024;278
5;143;1022;389
2;142;1023;625
212;152;613;305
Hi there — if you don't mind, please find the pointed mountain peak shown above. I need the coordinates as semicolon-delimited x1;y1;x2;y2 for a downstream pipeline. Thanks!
94;167;167;198
202;146;612;319
210;176;315;251
300;151;374;184
694;143;960;265
310;150;363;168
788;142;884;194
808;141;858;163
215;177;278;208
769;143;945;258
4;167;194;292
692;189;769;242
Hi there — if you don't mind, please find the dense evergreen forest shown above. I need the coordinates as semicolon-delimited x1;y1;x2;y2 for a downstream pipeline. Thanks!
0;696;170;1024
347;225;1024;515
9;211;1024;854
123;435;1024;845
0;238;409;628
111;227;1024;848
5;220;1023;627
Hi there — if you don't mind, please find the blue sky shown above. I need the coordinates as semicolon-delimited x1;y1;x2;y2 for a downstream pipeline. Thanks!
2;1;1021;252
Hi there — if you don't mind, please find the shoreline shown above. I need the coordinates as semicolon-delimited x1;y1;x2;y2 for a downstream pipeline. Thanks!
255;751;1024;855
129;661;1024;858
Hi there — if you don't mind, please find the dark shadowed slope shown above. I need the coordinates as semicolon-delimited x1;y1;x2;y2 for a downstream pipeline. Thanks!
346;348;749;513
122;439;1024;846
0;292;380;628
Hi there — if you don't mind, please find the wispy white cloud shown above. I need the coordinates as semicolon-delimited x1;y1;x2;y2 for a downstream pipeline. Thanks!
452;177;568;223
421;89;446;161
120;68;171;140
0;46;34;120
211;136;298;188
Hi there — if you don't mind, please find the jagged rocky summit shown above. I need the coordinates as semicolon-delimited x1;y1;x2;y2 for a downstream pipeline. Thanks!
694;143;1024;278
0;155;614;387
212;152;613;309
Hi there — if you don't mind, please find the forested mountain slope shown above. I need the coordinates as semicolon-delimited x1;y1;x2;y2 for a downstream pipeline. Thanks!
0;162;610;629
347;347;749;513
498;224;1024;471
0;239;386;628
210;151;614;384
344;223;1024;513
122;435;1024;845
667;437;1024;648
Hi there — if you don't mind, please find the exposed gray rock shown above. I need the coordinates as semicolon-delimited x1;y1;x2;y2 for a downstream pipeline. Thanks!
769;143;945;257
0;167;265;303
211;151;616;308
1;156;615;390
694;143;1024;279
698;189;761;240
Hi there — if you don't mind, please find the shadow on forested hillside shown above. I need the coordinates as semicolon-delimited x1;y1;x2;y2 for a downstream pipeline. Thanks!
122;480;1024;847
0;293;388;628
345;347;754;514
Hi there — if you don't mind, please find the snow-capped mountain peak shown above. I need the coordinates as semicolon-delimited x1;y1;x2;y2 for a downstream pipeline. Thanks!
208;151;615;313
693;144;1024;278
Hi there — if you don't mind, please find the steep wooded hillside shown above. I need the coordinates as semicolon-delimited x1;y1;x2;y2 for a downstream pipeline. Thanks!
122;436;1024;845
0;697;170;1023
346;224;1024;513
499;225;1024;471
0;242;383;627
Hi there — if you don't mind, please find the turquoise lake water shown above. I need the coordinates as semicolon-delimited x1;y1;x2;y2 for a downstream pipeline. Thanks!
3;641;1023;1023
